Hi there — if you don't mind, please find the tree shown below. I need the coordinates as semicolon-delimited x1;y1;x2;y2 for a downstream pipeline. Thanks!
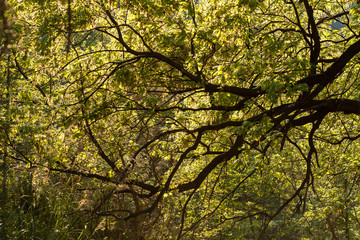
2;0;360;239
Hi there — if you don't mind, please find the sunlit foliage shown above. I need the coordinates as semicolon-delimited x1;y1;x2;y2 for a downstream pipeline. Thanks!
2;0;360;239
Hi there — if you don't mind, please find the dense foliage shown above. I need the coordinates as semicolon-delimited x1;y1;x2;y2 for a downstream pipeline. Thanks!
2;0;360;239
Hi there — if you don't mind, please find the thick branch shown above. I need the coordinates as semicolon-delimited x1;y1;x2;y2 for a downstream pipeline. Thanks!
311;99;360;115
178;134;244;192
287;99;360;126
205;83;264;97
303;0;320;75
298;39;360;87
